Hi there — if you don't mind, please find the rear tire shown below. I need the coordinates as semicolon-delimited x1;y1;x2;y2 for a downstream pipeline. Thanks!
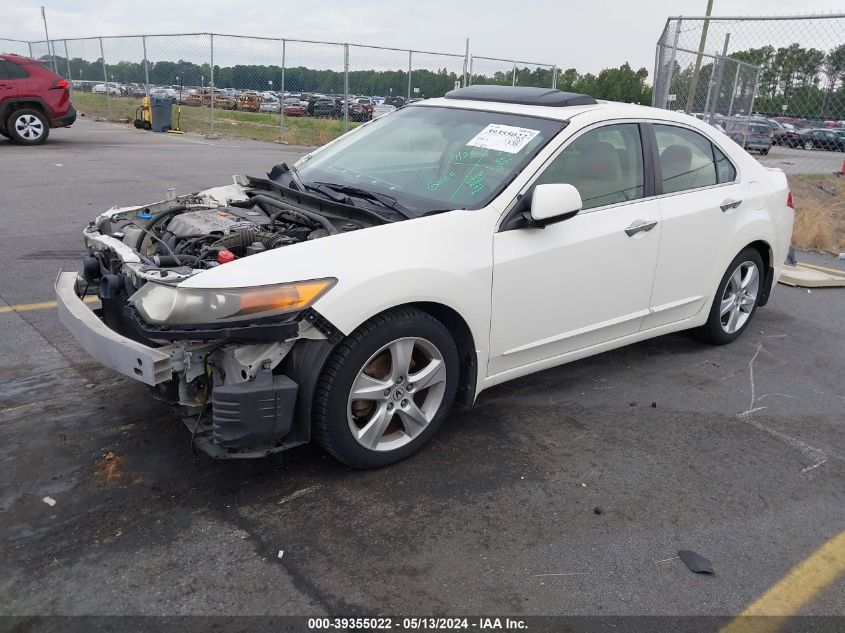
313;307;459;469
7;109;49;145
804;140;814;150
695;248;764;345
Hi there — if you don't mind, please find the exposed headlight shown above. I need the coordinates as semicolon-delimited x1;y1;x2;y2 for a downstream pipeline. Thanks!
130;278;336;325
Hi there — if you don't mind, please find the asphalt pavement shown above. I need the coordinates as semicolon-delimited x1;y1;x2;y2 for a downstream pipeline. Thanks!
1;119;843;619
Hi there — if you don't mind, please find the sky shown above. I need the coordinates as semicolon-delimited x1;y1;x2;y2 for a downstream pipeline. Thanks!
3;0;842;75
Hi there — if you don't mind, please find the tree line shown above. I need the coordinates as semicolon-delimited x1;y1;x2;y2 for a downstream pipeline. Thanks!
46;54;652;103
663;43;845;119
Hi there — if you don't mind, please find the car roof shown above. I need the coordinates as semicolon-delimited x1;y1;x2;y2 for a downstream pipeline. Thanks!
415;96;706;126
0;53;42;65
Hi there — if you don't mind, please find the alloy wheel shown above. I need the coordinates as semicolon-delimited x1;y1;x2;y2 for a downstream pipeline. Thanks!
719;261;759;334
347;337;447;452
14;114;44;141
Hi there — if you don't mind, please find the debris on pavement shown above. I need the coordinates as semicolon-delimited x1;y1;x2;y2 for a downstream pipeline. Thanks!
42;496;56;507
593;506;603;515
277;550;285;559
678;550;714;574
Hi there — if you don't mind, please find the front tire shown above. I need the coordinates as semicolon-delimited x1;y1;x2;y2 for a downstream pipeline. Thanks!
313;307;459;469
696;248;764;345
7;109;49;145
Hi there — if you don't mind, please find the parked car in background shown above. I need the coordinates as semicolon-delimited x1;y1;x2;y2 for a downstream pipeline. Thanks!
798;128;845;151
765;119;802;148
56;86;793;468
283;103;307;116
345;97;374;121
372;104;397;119
312;97;338;117
175;88;197;104
92;82;122;96
259;97;281;113
0;53;76;145
238;92;262;112
385;96;406;108
725;119;773;154
285;96;308;108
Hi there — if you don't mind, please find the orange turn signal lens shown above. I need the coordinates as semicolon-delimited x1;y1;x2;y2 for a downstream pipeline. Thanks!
235;279;335;317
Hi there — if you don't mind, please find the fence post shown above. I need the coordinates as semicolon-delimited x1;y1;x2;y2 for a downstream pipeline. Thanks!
685;3;713;113
462;38;469;87
27;41;33;58
280;39;286;142
99;37;112;119
63;40;71;87
142;35;150;97
660;18;681;110
343;43;349;132
407;50;412;99
468;55;473;86
512;62;517;86
209;33;215;137
551;65;557;89
708;33;730;124
726;62;741;117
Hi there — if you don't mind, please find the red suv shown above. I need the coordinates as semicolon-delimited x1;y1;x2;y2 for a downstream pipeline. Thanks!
0;54;76;145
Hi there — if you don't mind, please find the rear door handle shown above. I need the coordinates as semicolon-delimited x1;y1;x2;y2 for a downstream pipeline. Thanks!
624;220;658;237
720;199;742;212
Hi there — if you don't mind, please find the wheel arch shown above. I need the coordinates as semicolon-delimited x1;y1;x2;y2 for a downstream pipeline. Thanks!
1;98;49;122
404;301;478;407
743;239;774;306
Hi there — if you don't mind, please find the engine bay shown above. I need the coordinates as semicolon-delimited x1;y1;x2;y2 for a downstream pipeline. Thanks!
81;173;382;290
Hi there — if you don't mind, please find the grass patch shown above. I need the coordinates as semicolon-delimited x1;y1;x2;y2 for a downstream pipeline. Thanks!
790;174;845;253
71;92;356;146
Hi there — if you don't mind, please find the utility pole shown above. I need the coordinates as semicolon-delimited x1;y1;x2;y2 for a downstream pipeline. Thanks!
685;0;714;114
40;6;57;73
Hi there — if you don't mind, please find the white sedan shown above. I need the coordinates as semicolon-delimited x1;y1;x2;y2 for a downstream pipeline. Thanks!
56;85;793;468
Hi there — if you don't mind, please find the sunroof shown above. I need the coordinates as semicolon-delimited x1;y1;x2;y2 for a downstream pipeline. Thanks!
444;85;597;107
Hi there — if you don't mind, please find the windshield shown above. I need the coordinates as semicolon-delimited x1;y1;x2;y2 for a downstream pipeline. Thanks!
296;105;564;216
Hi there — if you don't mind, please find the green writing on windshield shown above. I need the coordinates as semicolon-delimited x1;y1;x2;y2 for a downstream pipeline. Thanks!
427;171;456;191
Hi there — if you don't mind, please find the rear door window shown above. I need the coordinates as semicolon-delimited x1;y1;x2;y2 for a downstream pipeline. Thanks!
0;61;30;79
713;145;736;183
654;125;718;194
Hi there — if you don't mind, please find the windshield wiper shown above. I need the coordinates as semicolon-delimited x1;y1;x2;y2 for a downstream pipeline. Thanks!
312;182;413;219
269;163;350;203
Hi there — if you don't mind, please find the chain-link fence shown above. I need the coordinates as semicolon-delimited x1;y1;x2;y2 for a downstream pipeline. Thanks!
654;14;845;177
8;32;559;145
469;55;557;88
0;38;32;57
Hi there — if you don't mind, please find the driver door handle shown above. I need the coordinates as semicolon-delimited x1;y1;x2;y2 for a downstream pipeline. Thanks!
720;198;743;212
624;220;658;237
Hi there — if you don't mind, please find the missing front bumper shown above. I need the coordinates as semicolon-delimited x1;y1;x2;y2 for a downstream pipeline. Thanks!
55;271;173;385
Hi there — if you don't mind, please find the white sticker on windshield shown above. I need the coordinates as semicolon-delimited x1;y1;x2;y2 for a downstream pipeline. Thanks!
466;123;541;154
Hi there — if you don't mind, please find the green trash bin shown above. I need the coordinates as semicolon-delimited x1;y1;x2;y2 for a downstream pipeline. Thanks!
150;97;173;132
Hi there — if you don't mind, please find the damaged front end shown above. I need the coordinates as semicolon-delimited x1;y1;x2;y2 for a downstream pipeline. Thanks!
56;169;362;458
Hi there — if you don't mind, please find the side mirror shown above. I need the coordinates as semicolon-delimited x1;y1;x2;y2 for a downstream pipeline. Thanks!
528;183;582;227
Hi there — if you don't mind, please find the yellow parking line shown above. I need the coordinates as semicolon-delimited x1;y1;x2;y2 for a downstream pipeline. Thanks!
721;529;845;633
0;296;98;314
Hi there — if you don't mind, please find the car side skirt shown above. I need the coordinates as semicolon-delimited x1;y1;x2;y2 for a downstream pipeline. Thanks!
479;312;707;392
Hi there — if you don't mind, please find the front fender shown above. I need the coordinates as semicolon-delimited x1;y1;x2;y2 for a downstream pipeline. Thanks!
178;206;498;357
